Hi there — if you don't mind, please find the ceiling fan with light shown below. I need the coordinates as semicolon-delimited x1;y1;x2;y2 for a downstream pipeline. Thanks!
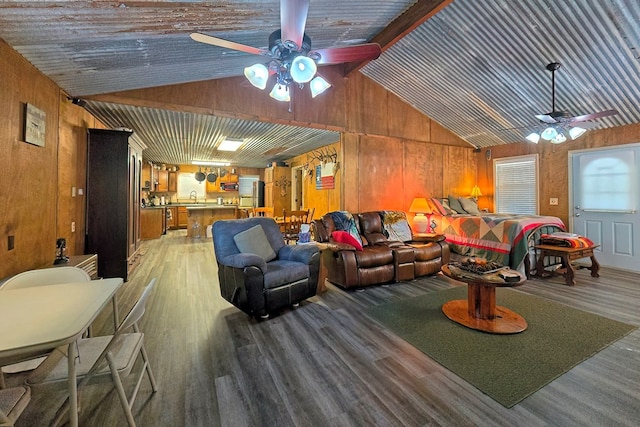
526;62;618;144
190;0;381;103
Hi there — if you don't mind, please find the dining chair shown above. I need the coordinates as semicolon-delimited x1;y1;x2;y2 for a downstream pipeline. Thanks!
0;385;31;427
252;207;274;217
281;209;310;244
0;267;93;382
27;278;159;427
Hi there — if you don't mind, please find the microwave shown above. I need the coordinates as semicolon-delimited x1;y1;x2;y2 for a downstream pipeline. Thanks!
221;182;239;191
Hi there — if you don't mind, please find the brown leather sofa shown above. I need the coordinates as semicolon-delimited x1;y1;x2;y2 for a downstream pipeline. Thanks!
313;211;449;289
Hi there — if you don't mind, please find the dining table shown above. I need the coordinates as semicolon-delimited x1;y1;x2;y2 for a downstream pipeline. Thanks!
0;277;123;427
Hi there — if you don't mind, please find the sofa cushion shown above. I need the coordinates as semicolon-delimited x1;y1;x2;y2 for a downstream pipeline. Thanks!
263;260;309;289
354;245;394;267
332;230;363;251
233;224;276;262
359;212;388;245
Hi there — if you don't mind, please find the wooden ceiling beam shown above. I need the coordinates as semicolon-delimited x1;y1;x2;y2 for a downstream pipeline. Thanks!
345;0;454;76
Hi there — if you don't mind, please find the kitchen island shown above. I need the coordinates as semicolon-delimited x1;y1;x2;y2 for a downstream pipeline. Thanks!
185;204;238;237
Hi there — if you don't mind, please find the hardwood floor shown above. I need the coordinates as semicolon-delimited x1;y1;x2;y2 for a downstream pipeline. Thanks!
10;230;640;426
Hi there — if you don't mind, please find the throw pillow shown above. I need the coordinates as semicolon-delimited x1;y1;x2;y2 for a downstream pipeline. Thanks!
447;194;466;214
459;197;481;215
328;211;364;248
233;225;276;262
332;230;364;251
439;198;457;215
381;211;413;242
428;198;449;216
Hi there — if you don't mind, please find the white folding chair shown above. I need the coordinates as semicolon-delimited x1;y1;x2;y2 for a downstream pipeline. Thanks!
0;267;91;290
0;385;31;427
27;279;158;427
0;267;93;383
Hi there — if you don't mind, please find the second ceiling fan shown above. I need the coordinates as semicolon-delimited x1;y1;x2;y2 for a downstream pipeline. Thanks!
526;62;618;144
190;0;381;103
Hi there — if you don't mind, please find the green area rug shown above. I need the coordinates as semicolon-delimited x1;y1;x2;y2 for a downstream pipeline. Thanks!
365;286;636;408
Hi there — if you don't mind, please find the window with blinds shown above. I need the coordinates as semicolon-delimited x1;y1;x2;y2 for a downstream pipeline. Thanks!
494;155;538;214
238;175;259;196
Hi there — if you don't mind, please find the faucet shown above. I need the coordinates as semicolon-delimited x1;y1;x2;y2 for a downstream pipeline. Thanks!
189;190;198;204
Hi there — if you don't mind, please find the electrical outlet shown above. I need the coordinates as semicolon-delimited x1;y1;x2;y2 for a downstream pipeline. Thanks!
71;221;76;233
550;198;559;206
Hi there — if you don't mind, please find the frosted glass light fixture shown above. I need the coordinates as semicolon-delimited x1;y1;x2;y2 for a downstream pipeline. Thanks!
270;84;290;102
244;64;269;90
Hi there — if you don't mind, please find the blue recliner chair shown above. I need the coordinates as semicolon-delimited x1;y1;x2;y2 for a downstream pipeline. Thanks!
212;217;320;318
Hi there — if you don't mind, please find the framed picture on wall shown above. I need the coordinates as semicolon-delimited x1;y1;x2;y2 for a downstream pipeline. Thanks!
24;103;46;147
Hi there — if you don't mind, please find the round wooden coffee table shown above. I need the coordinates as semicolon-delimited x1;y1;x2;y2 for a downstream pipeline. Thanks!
441;264;527;334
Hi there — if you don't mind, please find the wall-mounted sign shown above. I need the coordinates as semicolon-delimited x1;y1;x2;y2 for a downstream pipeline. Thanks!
24;103;46;147
315;162;335;190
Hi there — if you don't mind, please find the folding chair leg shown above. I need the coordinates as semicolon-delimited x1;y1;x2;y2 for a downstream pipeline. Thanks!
107;355;136;427
139;344;158;392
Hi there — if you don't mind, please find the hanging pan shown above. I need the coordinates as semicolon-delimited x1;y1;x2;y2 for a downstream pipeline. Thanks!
206;168;218;183
195;167;206;182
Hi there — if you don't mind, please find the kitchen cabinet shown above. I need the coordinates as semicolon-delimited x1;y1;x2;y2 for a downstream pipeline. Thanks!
156;170;168;192
167;206;178;229
264;165;291;216
86;128;142;280
168;171;177;192
205;178;219;193
141;162;152;190
140;208;165;240
178;206;188;228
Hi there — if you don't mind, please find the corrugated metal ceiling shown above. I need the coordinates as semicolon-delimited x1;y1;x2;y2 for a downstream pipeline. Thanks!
2;0;640;164
362;0;640;147
83;100;340;167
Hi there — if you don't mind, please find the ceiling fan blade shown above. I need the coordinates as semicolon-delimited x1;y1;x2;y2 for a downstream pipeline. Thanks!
310;43;382;65
190;32;267;56
281;0;310;51
566;109;618;123
535;114;558;124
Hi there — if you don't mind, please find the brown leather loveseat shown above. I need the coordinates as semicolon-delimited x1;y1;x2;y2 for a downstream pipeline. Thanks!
313;211;449;289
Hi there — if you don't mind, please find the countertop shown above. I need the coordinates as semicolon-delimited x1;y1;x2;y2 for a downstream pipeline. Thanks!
143;203;238;209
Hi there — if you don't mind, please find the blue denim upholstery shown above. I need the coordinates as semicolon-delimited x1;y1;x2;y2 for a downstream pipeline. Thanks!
212;217;320;318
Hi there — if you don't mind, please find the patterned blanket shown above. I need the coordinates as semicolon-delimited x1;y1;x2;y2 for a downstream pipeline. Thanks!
434;213;566;269
540;232;595;248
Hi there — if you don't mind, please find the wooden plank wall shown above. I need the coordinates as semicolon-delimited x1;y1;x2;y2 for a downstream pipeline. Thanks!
0;39;103;279
0;40;59;278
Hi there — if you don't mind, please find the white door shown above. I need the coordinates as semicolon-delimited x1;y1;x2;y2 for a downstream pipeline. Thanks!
570;145;640;272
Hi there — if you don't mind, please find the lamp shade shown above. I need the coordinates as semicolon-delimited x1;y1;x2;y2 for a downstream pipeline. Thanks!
244;64;269;90
409;197;430;213
470;185;483;199
310;76;331;97
269;83;290;102
541;126;558;140
569;126;587;140
526;132;540;143
290;56;317;83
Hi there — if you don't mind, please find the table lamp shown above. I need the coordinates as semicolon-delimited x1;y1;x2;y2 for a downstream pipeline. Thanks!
470;185;483;201
409;197;432;233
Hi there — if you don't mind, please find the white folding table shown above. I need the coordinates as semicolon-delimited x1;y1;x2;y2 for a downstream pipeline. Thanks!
0;277;123;427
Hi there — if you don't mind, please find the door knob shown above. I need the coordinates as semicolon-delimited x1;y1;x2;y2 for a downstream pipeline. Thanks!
574;205;580;209
575;213;581;217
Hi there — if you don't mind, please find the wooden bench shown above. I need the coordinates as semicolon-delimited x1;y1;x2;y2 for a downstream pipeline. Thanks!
534;244;600;286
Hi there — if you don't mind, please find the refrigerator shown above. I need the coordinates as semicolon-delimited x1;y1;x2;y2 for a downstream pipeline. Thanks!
252;181;265;208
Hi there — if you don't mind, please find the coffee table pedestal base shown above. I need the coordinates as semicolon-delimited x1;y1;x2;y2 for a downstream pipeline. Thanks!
442;300;527;334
